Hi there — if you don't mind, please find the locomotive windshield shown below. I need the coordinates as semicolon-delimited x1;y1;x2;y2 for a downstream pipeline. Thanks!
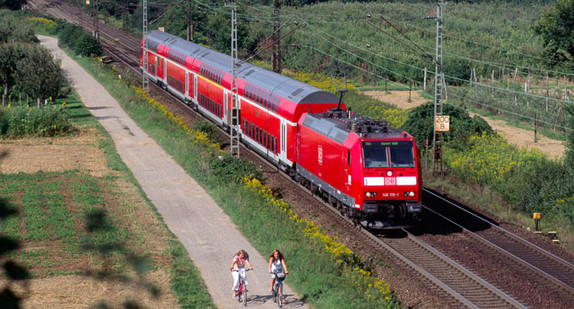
362;141;415;168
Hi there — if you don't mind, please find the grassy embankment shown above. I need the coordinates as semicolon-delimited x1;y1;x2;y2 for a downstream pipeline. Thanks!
0;89;215;307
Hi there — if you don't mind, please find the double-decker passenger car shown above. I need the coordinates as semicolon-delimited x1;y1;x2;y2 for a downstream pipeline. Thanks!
141;30;422;228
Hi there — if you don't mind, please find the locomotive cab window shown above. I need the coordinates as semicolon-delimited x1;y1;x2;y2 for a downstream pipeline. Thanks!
362;141;415;169
389;141;415;168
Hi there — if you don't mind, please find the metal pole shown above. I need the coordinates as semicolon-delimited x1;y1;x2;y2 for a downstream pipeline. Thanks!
228;0;240;157
187;0;193;41
432;0;444;175
142;0;149;92
93;0;99;41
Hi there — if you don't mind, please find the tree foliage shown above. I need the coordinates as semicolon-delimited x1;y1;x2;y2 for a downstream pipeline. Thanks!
54;21;103;57
533;0;574;66
0;11;37;44
401;102;494;148
0;0;26;10
566;103;574;168
11;44;64;104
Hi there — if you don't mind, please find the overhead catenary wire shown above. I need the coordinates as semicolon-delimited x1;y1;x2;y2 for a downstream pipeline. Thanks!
148;0;572;132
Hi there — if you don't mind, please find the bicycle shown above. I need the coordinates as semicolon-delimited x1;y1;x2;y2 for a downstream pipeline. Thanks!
272;270;287;308
233;268;250;306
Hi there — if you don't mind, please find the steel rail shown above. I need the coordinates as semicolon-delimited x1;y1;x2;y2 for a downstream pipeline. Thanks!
424;188;574;292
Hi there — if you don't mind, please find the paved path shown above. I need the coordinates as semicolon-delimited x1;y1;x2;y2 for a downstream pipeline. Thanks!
39;35;307;309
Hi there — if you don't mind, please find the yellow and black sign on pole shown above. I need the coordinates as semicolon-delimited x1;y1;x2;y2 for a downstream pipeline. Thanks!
434;115;450;132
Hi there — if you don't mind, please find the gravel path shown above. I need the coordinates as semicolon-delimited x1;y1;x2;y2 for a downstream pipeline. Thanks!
39;35;307;309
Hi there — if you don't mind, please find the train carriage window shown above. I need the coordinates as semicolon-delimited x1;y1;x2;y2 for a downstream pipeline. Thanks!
264;92;271;109
248;84;253;100
276;97;280;112
255;88;261;105
258;89;264;105
258;128;262;144
271;95;277;111
264;91;269;107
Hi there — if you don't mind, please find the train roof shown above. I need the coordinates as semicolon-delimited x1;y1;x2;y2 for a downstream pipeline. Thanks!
145;30;340;105
302;110;409;144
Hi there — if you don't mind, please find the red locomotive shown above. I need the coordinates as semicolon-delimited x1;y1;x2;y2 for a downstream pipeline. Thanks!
141;30;422;228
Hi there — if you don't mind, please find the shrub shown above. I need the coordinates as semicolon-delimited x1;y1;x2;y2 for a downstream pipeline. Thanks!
402;102;494;148
57;23;84;50
343;91;410;129
0;104;74;137
209;156;263;185
27;17;57;33
444;133;543;185
74;34;103;57
192;120;218;141
498;159;574;214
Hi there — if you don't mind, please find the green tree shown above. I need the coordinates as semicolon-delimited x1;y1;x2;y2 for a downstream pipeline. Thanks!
0;0;26;10
401;102;494;149
0;44;25;106
0;12;37;44
566;104;574;168
533;0;574;66
13;44;64;108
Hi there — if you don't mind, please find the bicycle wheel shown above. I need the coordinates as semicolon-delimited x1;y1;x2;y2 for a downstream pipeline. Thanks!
242;282;247;306
273;285;277;303
277;284;282;308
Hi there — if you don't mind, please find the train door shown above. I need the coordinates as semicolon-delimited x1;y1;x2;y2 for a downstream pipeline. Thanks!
188;72;195;101
280;120;287;162
185;73;189;98
223;90;228;124
343;149;351;193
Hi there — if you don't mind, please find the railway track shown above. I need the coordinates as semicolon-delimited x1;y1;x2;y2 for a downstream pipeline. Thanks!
290;188;525;308
28;2;570;307
28;0;141;69
423;189;574;307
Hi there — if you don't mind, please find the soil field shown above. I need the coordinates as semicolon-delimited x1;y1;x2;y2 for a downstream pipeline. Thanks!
0;130;179;308
363;90;565;160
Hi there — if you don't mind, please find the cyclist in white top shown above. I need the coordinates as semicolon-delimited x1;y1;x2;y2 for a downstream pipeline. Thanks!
268;249;288;291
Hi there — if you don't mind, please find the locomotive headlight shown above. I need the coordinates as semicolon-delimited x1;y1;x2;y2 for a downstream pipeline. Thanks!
386;171;393;177
404;191;415;197
365;192;376;198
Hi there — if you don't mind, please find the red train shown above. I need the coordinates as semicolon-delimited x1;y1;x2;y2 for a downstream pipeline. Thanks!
141;30;422;229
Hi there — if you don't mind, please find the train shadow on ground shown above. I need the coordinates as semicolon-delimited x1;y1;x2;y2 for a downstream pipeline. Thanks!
407;189;498;236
